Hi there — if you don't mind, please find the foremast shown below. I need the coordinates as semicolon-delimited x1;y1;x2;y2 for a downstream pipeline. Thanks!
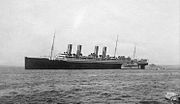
114;35;118;57
50;32;56;60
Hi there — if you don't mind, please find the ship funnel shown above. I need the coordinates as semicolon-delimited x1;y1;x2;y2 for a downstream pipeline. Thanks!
94;46;99;58
76;45;82;57
102;46;107;59
67;44;72;55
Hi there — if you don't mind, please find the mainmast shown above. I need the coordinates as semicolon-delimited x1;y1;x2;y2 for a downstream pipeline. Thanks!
114;35;118;57
50;32;56;60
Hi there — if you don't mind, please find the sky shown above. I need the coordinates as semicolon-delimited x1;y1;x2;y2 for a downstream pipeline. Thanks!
0;0;179;66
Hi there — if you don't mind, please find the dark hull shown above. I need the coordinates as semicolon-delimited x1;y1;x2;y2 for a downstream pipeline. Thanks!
25;57;122;69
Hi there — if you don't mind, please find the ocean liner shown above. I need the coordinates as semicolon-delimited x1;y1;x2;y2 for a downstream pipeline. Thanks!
25;34;148;69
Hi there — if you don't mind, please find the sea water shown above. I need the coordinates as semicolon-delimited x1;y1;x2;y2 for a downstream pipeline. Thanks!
0;66;179;104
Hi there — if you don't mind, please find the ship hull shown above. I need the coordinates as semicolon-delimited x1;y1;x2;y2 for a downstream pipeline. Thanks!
25;57;122;69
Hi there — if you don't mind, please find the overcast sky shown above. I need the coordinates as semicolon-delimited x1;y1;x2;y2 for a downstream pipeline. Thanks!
0;0;179;66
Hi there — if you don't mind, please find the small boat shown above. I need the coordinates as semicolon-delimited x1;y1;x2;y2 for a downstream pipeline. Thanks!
165;92;180;104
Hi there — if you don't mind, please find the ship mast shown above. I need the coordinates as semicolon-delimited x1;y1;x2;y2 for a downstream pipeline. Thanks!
50;32;56;60
133;45;136;59
114;35;118;57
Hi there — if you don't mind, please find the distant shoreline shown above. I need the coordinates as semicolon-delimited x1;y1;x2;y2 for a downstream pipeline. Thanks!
0;65;23;68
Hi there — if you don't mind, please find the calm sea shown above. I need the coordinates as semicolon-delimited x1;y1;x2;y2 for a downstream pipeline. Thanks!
0;66;179;104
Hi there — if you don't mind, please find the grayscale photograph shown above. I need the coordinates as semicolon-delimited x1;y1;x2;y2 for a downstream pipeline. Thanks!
0;0;179;104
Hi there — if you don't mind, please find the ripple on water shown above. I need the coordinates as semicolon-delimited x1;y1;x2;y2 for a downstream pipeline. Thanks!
0;67;179;104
